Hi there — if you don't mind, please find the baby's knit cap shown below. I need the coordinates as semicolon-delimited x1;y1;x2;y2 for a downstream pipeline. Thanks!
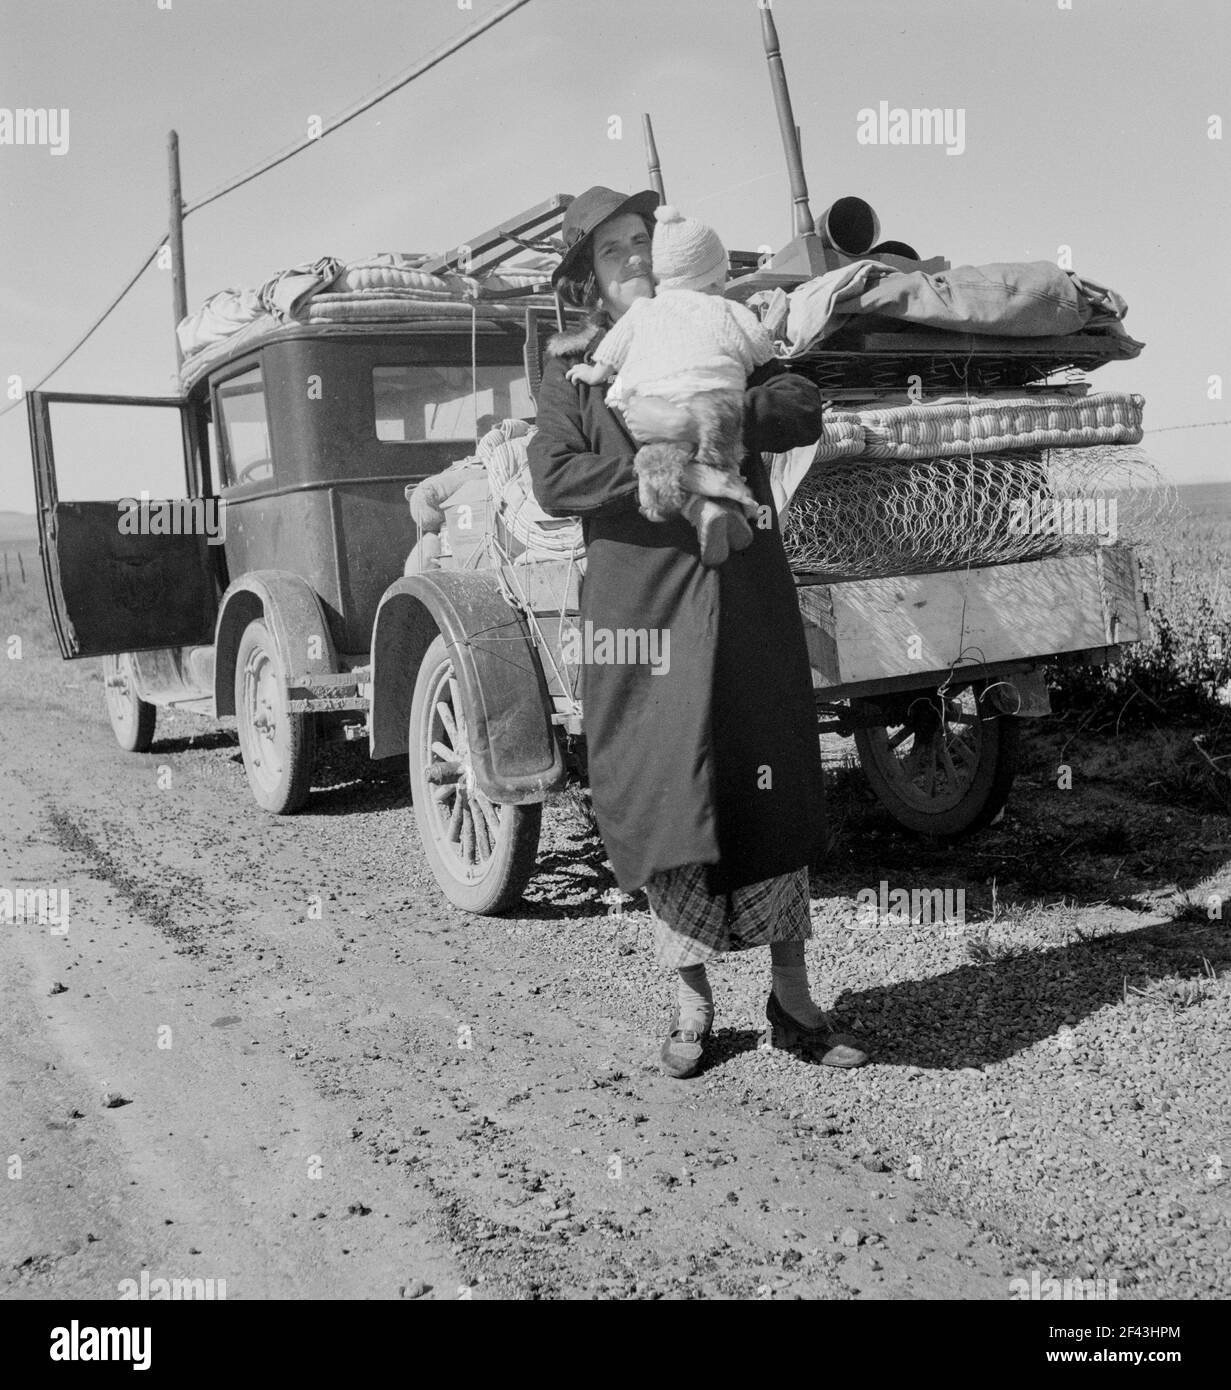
651;205;728;292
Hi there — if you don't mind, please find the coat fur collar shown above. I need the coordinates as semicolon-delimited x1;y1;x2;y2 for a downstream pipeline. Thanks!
546;321;603;359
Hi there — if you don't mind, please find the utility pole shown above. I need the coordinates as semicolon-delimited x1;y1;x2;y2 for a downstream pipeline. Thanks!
168;130;188;369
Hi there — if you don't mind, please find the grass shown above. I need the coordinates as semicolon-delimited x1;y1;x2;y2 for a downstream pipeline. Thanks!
1047;504;1231;722
1171;871;1231;925
1123;957;1221;1012
0;541;54;657
1044;497;1231;811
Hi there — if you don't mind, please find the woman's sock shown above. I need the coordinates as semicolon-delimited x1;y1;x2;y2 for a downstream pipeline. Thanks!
769;940;827;1029
676;963;714;1033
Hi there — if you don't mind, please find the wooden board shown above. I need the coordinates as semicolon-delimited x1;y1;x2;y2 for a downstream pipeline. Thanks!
798;547;1147;691
501;558;583;614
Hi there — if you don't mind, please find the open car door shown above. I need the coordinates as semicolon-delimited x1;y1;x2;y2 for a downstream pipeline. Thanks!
28;390;220;659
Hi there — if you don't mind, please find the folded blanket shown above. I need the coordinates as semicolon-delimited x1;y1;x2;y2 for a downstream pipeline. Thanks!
851;261;1126;336
768;260;893;356
772;260;1134;356
258;256;345;319
176;287;264;356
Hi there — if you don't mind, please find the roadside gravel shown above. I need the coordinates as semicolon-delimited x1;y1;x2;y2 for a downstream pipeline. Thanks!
502;761;1231;1300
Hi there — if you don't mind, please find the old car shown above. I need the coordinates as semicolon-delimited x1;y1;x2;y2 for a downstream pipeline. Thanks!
30;201;588;915
30;57;1150;920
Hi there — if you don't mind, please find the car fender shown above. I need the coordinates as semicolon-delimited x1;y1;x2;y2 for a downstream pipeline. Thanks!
214;571;339;717
370;571;564;804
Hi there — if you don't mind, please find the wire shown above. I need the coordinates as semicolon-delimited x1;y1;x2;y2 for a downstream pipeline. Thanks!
0;0;534;421
0;240;165;420
1145;420;1231;433
184;0;532;216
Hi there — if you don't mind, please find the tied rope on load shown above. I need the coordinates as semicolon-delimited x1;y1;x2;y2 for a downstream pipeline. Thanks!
405;418;585;574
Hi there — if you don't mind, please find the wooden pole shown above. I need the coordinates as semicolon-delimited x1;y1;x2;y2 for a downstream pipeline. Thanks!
168;131;188;369
641;113;666;201
760;6;814;239
792;123;802;235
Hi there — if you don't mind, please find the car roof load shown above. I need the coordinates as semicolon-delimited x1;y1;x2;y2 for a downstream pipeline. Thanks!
177;196;578;390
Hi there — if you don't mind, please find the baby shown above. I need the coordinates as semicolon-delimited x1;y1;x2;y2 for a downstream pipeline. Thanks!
566;205;776;566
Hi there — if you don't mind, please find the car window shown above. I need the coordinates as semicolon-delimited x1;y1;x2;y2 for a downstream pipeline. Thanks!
216;367;272;486
205;412;222;495
44;401;187;502
373;364;534;442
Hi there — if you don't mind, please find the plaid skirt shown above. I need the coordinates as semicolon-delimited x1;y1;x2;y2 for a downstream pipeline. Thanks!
644;863;812;969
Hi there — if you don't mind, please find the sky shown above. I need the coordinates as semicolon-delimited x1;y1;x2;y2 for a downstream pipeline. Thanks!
1;0;1228;511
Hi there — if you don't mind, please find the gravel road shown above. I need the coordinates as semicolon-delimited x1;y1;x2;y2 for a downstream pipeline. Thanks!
2;641;1228;1300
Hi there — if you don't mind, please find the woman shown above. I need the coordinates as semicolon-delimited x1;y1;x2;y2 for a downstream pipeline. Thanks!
528;186;868;1078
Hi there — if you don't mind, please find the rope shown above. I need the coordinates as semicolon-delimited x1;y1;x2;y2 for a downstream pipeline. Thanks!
936;346;983;707
470;301;479;450
487;530;582;714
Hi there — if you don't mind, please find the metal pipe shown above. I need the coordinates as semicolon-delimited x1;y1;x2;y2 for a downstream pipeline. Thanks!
760;5;813;239
167;131;188;368
642;113;666;201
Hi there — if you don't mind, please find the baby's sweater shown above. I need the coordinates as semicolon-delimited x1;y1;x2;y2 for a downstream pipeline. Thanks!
592;290;776;397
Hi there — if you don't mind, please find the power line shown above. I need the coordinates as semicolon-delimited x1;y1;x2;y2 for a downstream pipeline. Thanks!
185;0;531;216
1145;420;1231;433
0;0;533;421
0;240;166;421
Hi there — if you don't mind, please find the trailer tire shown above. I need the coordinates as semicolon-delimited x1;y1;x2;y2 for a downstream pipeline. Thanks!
852;680;1019;837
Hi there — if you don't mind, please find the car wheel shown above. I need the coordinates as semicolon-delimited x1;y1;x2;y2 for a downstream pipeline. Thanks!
852;680;1019;836
102;653;157;752
234;617;315;813
408;634;541;914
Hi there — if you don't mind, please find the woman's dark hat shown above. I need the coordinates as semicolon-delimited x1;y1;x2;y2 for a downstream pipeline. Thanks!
551;186;661;288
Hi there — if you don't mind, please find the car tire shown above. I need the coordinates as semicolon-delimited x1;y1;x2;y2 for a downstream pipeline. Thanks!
234;617;315;814
408;634;541;914
102;653;157;753
851;680;1019;837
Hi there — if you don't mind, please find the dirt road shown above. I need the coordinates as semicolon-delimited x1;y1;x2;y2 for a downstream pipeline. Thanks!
2;638;1228;1300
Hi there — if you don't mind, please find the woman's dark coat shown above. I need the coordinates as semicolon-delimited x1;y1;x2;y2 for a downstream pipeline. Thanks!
527;321;827;897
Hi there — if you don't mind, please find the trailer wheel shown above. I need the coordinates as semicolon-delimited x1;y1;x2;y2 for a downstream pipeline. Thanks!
851;680;1019;837
102;653;156;752
234;618;315;814
409;634;541;915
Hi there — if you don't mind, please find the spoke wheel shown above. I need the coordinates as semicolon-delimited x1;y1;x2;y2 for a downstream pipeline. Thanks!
852;681;1019;836
409;634;541;914
234;618;315;813
102;653;156;752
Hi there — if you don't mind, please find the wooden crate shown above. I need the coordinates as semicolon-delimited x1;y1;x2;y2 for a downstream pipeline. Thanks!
798;546;1147;695
501;556;583;614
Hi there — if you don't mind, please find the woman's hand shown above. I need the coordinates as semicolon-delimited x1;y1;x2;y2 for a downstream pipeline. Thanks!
621;395;699;446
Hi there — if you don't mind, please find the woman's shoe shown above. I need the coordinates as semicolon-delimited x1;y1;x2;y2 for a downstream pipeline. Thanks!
660;1014;710;1079
765;991;869;1068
